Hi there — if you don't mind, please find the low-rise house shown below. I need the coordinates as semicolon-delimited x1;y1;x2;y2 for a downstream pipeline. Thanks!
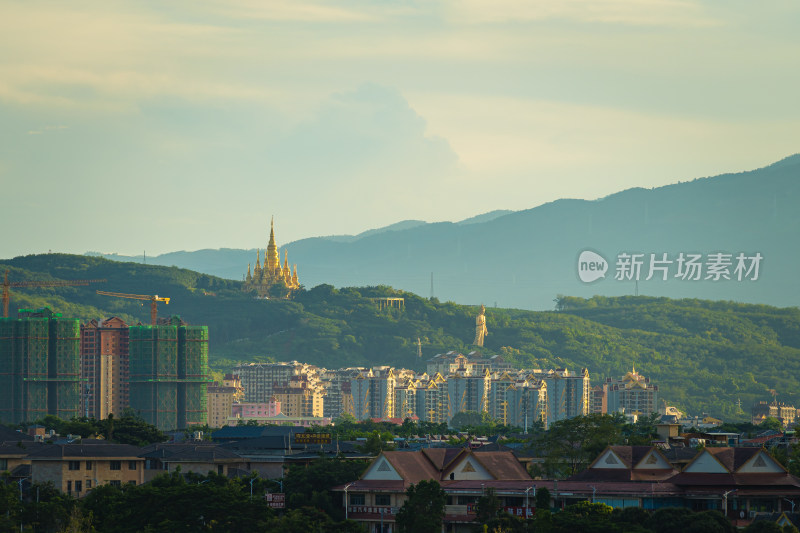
334;448;532;532
335;445;800;532
28;442;145;497
138;443;246;481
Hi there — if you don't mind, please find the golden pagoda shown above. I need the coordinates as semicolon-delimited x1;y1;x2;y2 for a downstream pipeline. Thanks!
244;217;300;298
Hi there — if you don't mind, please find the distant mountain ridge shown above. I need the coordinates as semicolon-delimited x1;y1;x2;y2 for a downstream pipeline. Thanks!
85;155;800;310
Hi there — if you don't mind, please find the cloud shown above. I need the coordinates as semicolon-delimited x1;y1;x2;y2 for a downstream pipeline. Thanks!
267;83;457;180
441;0;722;28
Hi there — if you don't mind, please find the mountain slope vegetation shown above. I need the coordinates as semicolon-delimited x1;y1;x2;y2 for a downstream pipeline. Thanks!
2;254;798;421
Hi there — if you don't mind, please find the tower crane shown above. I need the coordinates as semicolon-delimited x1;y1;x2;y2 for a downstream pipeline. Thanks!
2;269;107;318
96;290;170;325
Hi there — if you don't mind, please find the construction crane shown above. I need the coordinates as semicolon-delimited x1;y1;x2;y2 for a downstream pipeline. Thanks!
96;290;170;325
2;269;107;318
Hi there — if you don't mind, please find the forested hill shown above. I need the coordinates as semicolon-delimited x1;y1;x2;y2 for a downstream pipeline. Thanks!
2;254;800;421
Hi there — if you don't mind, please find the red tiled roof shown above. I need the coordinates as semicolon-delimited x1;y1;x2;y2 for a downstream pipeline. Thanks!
468;452;531;480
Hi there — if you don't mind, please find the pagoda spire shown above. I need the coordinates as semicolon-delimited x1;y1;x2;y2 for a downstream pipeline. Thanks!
267;216;279;272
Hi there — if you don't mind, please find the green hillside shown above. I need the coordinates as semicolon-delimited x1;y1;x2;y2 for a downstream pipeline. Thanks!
2;253;799;421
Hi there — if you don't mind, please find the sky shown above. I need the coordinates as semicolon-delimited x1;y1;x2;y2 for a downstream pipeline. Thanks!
1;0;798;258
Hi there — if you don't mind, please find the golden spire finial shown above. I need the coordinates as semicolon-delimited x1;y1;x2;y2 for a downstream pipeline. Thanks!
267;216;279;272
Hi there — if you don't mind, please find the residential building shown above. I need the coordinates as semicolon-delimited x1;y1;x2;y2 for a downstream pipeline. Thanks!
80;317;130;419
320;368;361;419
542;368;590;424
234;361;314;403
128;317;209;431
229;399;281;424
0;307;81;424
427;352;472;377
368;367;396;420
445;359;490;421
590;385;606;414
207;374;245;429
605;367;658;416
28;442;145;496
334;448;532;532
273;374;325;418
489;373;547;429
414;373;447;424
752;400;797;427
139;443;246;480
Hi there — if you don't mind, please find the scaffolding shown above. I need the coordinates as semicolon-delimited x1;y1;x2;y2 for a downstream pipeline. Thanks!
129;322;210;431
49;318;81;420
129;325;178;431
178;325;209;428
0;310;80;425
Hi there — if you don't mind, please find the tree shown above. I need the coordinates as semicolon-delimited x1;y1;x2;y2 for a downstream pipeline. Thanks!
743;522;783;533
474;487;502;524
646;508;734;533
395;480;446;533
283;456;369;519
551;502;616;533
535;487;551;510
760;417;785;432
96;412;167;446
530;414;625;478
357;430;395;455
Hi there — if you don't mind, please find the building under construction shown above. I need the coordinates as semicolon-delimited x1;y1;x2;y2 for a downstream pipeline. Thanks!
128;317;209;431
80;317;130;420
0;308;81;424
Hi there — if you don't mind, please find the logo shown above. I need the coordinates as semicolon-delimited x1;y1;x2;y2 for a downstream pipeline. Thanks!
578;250;608;283
575;249;762;283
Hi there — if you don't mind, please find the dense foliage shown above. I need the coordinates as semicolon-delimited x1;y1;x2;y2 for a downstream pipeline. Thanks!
9;411;168;446
1;456;369;533
395;479;447;533
3;254;800;419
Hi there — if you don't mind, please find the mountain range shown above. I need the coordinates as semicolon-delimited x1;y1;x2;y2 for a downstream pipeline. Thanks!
84;155;800;311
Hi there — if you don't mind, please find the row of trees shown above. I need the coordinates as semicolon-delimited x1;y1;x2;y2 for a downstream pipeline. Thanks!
1;455;370;533
7;411;167;446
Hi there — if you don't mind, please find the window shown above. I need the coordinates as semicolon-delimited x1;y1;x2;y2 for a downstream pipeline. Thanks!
109;480;121;488
86;461;93;470
128;461;137;470
110;461;121;470
0;459;7;470
375;494;391;506
68;461;81;471
87;480;92;489
217;465;224;475
67;481;72;492
350;494;365;505
75;481;82;493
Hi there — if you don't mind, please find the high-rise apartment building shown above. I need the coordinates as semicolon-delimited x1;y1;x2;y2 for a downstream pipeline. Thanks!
207;374;245;429
605;368;658;416
234;362;312;403
0;308;81;424
128;319;209;430
80;317;129;419
273;375;324;418
543;368;590;424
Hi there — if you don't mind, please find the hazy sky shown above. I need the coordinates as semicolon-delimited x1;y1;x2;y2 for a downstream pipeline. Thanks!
2;0;798;257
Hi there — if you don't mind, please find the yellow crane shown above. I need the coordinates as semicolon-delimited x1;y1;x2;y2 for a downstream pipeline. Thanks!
2;269;106;318
96;290;170;325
